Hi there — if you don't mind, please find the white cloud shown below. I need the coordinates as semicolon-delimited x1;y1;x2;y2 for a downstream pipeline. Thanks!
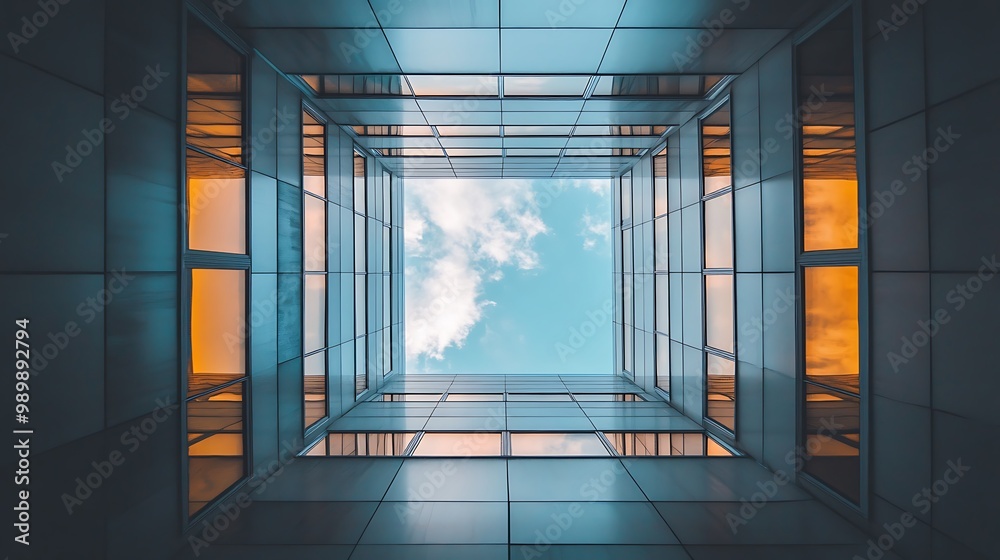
580;209;611;251
405;179;547;365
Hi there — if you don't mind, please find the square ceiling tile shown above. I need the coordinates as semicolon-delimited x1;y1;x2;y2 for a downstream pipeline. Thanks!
385;29;500;73
424;111;502;125
240;29;401;73
617;0;830;29
225;0;378;28
500;0;625;27
502;111;580;125
501;29;612;73
501;99;585;112
600;28;787;74
371;0;499;27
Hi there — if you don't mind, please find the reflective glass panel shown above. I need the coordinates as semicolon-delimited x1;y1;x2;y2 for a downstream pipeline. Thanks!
445;393;504;402
704;193;733;269
186;16;243;163
803;384;861;504
503;75;590;96
799;9;858;252
706;354;735;431
654;147;668;216
304;274;326;354
303;111;325;197
702;103;731;195
510;433;609;456
188;382;245;516
406;75;499;96
304;350;327;428
507;394;573;402
186;150;246;254
413;433;502;456
314;432;415;456
304;194;326;272
189;269;245;396
656;334;669;393
804;266;859;393
705;275;734;354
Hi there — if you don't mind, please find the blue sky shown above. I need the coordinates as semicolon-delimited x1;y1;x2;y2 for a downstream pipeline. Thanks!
404;178;613;374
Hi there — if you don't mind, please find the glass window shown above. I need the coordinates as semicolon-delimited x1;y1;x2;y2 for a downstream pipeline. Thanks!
503;125;574;136
705;275;734;354
573;125;668;136
654;217;669;270
799;9;858;252
311;74;411;96
352;125;434;137
382;265;390;326
510;433;610;456
186;15;243;163
380;394;441;402
189;269;246;396
655;274;669;334
312;433;416;456
406;75;499;97
804;266;860;393
653;147;668;216
355;275;367;337
435;125;500;137
603;432;734;456
354;150;366;215
304;194;326;272
622;230;633;274
355;215;366;273
303;111;325;197
355;334;367;396
593;75;724;97
704;194;733;269
503;76;591;97
187;382;245;516
506;394;573;402
795;8;863;506
304;351;327;428
186;150;246;254
303;274;326;354
656;334;669;393
803;384;861;503
706;353;735;432
620;173;632;226
573;393;645;402
702;104;731;195
445;393;504;402
413;433;502;456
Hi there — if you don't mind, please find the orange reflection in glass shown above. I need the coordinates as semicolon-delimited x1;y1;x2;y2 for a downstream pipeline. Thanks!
187;150;246;254
803;179;858;251
187;383;244;516
805;267;859;392
189;269;245;396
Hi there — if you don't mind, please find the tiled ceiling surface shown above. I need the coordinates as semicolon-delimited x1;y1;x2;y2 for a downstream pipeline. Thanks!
217;0;833;177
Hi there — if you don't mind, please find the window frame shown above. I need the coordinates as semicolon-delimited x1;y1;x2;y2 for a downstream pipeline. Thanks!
302;102;331;434
792;3;869;511
180;5;252;525
698;95;738;437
